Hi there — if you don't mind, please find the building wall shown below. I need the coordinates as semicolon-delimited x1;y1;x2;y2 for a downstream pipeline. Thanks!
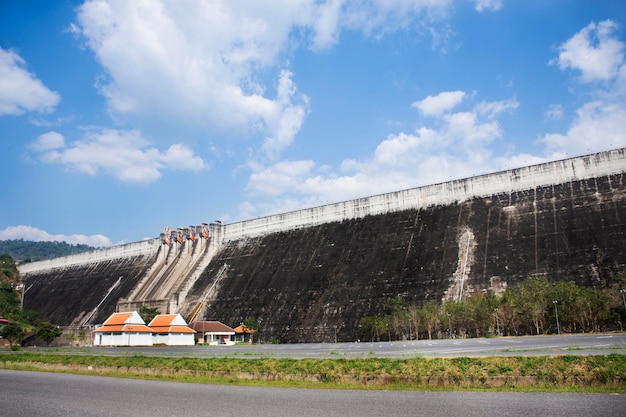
94;332;153;346
153;333;194;346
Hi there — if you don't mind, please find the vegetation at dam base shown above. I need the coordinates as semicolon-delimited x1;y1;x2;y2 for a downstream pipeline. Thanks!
358;276;626;343
1;352;624;393
1;255;62;348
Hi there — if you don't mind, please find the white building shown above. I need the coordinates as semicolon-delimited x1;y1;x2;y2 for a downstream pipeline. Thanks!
148;314;196;346
93;311;153;346
191;321;235;345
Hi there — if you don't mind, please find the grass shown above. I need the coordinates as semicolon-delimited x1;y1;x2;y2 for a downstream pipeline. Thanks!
0;351;624;392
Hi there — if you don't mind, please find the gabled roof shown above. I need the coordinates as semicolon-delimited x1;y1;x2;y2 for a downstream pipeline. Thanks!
151;325;196;334
233;324;256;334
149;314;195;334
148;314;187;327
102;311;145;326
94;311;152;333
191;321;235;333
94;324;153;333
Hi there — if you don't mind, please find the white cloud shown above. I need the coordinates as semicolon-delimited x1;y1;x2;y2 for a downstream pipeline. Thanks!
243;92;517;217
474;98;519;118
545;104;564;120
30;129;206;183
473;0;502;12
75;0;312;160
412;90;466;116
73;0;467;162
539;100;626;157
310;0;345;50
539;19;626;158
0;225;113;247
261;70;310;159
246;159;315;197
341;0;453;37
30;131;65;151
0;47;60;115
554;20;625;83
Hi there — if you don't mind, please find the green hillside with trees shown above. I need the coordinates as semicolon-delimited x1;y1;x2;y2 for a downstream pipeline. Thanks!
0;254;62;348
0;239;96;263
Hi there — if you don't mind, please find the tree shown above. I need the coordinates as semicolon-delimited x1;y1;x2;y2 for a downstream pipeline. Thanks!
0;254;20;284
407;305;422;340
243;317;262;343
0;322;25;347
0;282;20;318
138;306;160;324
420;300;441;340
37;322;62;346
359;315;384;342
508;276;551;334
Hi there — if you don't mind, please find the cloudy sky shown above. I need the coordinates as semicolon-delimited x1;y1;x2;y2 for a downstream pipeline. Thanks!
1;0;625;247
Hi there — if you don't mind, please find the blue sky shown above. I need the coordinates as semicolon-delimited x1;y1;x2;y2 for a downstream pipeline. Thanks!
1;0;625;247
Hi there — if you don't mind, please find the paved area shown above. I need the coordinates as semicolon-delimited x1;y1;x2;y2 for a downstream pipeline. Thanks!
26;333;626;358
1;370;625;417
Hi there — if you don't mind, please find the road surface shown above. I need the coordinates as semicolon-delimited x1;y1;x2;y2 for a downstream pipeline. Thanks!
1;370;624;417
32;333;626;359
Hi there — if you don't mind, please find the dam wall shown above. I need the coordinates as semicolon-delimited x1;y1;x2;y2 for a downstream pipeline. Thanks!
17;149;626;336
182;167;626;342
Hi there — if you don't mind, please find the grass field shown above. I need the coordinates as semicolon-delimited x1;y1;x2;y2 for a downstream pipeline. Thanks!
1;351;624;392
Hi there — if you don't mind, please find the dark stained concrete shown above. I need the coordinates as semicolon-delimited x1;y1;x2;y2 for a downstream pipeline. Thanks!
22;254;156;326
184;174;626;343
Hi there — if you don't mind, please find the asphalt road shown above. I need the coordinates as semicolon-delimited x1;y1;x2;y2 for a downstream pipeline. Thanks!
37;333;626;359
1;370;624;417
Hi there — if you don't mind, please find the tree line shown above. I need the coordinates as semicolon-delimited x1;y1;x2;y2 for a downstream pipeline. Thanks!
0;254;62;348
0;239;96;263
360;276;626;341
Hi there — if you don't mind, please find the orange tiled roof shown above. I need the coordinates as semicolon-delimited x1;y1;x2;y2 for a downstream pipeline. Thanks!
233;325;256;334
103;312;134;326
150;325;196;334
94;324;153;333
149;314;177;327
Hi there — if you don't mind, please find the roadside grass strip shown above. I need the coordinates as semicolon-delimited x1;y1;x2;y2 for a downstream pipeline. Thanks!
1;352;624;392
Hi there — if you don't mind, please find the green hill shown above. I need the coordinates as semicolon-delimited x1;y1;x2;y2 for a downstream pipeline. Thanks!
0;240;96;264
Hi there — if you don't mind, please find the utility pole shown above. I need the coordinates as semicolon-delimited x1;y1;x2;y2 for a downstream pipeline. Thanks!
494;308;500;336
553;300;560;335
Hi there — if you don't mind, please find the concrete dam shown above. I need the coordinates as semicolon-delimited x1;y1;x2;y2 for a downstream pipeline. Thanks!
18;148;626;342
